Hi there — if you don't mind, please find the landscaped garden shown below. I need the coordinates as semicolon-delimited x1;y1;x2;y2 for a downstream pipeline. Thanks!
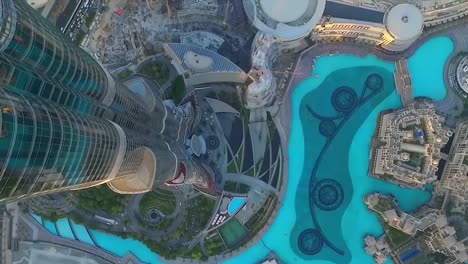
117;69;133;80
165;75;186;104
139;189;176;216
137;61;170;85
376;215;411;248
74;185;129;215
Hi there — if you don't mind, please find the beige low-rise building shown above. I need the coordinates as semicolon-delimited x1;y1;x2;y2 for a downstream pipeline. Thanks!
364;235;390;264
370;100;450;188
366;193;468;263
311;3;424;52
423;1;468;27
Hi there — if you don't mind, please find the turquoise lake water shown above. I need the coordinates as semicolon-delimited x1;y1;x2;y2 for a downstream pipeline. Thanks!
225;36;454;264
27;36;454;264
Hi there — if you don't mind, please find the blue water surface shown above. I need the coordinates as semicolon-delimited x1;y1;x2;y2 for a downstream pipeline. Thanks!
90;229;162;263
69;219;96;245
56;218;76;240
228;197;246;215
226;36;454;264
43;219;58;236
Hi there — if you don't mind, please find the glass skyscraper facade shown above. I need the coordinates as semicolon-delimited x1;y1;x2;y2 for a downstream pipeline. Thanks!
0;0;215;203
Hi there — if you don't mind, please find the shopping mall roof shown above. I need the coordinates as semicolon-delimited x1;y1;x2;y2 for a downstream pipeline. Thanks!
385;4;423;41
259;0;309;23
243;0;326;41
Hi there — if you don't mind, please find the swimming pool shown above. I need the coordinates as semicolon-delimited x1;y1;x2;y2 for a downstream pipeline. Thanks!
55;218;76;240
69;219;95;245
228;197;246;215
43;219;58;236
226;36;454;263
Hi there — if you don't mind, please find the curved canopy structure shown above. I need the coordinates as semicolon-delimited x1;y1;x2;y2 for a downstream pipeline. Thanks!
163;43;247;85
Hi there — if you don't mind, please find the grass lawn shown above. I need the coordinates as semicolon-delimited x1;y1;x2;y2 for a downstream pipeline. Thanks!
377;215;411;248
117;69;133;80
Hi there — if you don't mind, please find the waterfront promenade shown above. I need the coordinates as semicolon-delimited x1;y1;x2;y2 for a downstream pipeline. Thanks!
18;212;142;264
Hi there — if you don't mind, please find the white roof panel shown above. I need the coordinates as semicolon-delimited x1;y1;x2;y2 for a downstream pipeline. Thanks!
386;4;423;40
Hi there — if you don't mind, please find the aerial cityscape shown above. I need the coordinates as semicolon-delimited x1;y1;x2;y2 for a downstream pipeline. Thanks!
1;0;468;263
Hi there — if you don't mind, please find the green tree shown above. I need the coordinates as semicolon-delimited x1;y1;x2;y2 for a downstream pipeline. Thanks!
74;185;129;214
165;76;186;104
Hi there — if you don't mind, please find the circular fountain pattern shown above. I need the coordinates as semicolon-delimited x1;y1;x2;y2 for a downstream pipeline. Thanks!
319;120;337;137
311;179;344;211
143;208;164;225
207;135;220;150
331;87;358;113
298;229;324;255
365;74;384;91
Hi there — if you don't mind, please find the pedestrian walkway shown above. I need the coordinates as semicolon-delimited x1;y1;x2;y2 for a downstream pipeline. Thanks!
395;59;414;106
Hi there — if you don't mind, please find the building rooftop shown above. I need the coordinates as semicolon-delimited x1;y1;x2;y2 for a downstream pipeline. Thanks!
456;55;468;94
243;0;326;41
385;4;423;41
165;43;244;75
259;0;309;23
369;101;449;188
107;147;157;194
